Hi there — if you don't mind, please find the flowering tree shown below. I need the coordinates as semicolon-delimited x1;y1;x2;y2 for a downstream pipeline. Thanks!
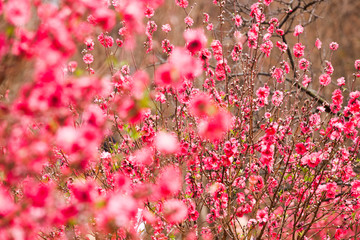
0;0;360;239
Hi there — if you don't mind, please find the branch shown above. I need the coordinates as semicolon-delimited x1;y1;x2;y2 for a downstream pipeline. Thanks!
278;0;325;29
230;72;330;110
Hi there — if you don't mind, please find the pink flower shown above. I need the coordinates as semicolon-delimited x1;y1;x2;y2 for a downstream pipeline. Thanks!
302;74;312;87
0;186;15;216
250;3;265;22
355;59;360;71
264;0;273;6
293;25;304;37
329;42;339;51
315;38;322;49
163;199;188;224
4;0;30;26
260;40;273;57
171;47;202;80
203;13;210;23
68;61;78;73
175;0;188;8
189;92;217;118
157;165;182;198
155;47;202;88
56;126;78;153
155;63;180;87
337;77;345;86
349;91;360;99
211;40;223;60
161;39;174;54
236;192;245;205
247;219;258;228
114;0;144;43
184;29;207;54
298;58;309;70
106;194;138;227
234;14;243;27
276;41;287;52
92;7;116;31
118;26;127;36
142;0;164;8
84;38;95;51
131;147;154;166
198;110;232;142
247;26;259;48
83;53;94;64
146;20;157;36
293;43;305;58
162;24;171;33
0;34;7;59
155;91;166;103
59;205;79;224
98;33;114;48
231;42;243;61
267;25;275;34
88;67;95;74
276;29;284;36
116;39;123;47
325;182;337;199
215;60;230;81
351;180;360;197
69;180;96;203
295;143;306;155
263;33;271;41
272;68;284;83
270;18;279;26
249;175;264;192
155;131;179;154
302;152;322;168
144;6;154;18
121;65;130;75
332;89;343;106
184;16;194;26
335;228;347;240
317;106;325;112
319;74;331;86
324;61;334;75
256;209;268;225
188;201;199;221
256;85;270;99
282;61;290;73
271;90;283;106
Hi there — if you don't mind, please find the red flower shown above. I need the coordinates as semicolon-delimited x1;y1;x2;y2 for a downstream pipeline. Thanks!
293;43;305;58
351;180;360;197
184;29;207;54
163;199;188;224
83;53;94;64
319;73;331;86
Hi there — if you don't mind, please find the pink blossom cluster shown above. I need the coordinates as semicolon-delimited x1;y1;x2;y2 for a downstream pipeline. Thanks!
0;0;360;240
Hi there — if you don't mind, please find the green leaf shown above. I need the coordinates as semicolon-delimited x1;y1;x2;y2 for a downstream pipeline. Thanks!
6;26;15;38
138;92;151;108
304;174;313;182
107;55;119;66
129;126;141;140
74;68;84;77
95;200;106;209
